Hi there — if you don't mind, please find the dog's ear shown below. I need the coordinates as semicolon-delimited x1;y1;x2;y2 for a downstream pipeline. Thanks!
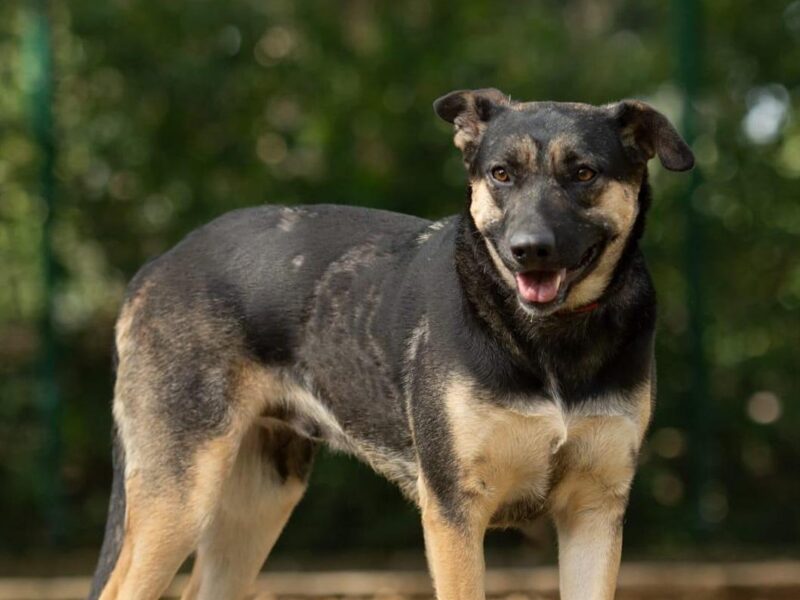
611;100;695;171
433;88;511;156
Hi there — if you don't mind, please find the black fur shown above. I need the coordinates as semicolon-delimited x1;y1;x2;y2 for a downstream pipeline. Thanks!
89;429;126;599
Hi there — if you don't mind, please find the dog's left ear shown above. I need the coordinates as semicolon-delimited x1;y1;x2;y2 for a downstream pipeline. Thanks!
433;88;511;157
611;100;695;171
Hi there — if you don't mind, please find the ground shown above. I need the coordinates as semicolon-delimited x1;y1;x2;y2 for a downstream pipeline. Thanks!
1;562;799;600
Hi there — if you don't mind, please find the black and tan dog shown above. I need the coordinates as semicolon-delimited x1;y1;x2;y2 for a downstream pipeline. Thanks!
90;88;693;600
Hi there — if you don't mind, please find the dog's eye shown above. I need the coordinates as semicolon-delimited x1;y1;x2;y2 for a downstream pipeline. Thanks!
576;167;597;182
490;166;511;183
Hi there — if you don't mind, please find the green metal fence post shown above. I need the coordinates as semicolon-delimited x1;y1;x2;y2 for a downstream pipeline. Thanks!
22;0;64;546
673;0;714;537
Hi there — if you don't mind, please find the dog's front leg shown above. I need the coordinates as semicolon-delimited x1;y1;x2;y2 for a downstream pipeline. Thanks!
552;493;627;600
549;428;637;599
547;406;647;600
419;477;487;600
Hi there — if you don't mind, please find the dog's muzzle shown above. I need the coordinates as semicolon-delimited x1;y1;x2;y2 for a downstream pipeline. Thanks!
510;239;605;306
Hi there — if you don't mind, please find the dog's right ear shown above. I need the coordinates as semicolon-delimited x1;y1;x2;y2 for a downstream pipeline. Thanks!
433;88;510;157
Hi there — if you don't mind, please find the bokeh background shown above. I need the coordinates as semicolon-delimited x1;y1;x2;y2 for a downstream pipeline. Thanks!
1;0;798;573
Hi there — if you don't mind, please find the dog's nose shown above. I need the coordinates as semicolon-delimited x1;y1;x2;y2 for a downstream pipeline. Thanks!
509;231;556;265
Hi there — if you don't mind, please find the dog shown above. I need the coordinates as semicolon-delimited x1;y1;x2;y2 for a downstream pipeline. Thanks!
90;88;693;600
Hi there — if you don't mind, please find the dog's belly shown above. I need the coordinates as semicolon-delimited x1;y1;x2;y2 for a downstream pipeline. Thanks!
257;366;420;499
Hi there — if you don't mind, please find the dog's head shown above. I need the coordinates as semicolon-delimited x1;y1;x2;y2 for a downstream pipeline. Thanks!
435;88;694;316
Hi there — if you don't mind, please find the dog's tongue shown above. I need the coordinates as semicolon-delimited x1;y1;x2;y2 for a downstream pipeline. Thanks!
515;269;566;304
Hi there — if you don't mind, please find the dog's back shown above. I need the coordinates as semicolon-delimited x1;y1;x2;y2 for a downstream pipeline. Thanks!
122;204;430;359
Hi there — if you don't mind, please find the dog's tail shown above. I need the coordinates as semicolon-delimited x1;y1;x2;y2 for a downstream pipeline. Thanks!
88;427;127;599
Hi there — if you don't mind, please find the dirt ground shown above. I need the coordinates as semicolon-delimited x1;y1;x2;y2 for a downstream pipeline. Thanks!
1;562;799;600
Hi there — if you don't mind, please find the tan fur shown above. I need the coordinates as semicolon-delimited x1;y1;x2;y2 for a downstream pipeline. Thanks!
547;134;580;168
99;431;243;600
550;416;639;520
450;90;510;152
114;280;153;359
617;100;656;160
469;181;517;288
484;239;517;288
181;427;308;600
96;519;133;599
549;381;652;600
549;421;630;600
454;128;479;153
430;375;652;600
469;180;503;233
418;475;486;600
550;381;652;520
101;290;186;600
100;349;310;599
445;376;566;525
620;125;639;157
510;134;538;169
452;115;482;152
553;501;623;600
564;180;639;309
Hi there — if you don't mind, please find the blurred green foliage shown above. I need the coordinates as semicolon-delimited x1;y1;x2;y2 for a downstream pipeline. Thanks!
0;0;798;560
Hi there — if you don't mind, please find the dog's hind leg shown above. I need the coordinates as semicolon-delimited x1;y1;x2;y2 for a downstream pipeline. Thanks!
95;430;242;600
98;411;250;600
180;425;314;600
92;300;275;599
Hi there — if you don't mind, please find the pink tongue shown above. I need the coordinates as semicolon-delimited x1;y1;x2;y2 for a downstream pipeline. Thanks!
515;269;566;303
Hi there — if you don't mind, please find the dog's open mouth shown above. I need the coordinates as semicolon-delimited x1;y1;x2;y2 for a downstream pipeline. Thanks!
514;242;603;305
515;269;566;304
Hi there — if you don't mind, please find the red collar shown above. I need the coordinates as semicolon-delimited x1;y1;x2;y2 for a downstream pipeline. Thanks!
560;300;600;315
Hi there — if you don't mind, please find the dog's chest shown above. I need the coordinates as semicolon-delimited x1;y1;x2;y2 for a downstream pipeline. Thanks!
445;378;647;525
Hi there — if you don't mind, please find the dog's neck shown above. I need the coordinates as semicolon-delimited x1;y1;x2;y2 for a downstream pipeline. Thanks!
453;175;656;384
